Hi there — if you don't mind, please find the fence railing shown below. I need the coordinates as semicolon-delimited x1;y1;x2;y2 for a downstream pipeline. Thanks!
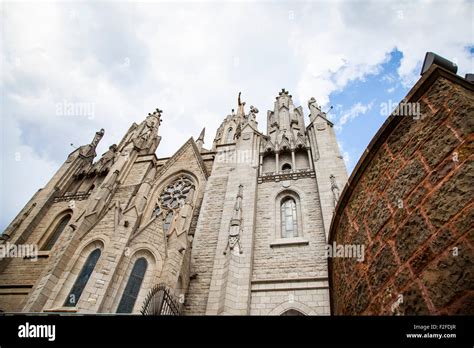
140;283;182;316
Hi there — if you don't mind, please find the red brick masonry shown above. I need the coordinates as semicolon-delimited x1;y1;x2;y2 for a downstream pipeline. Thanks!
328;65;473;315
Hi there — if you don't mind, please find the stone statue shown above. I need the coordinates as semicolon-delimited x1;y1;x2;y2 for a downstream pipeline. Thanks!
93;129;105;147
330;174;340;207
224;185;243;255
92;144;118;173
79;128;105;158
248;105;259;122
308;97;320;111
237;92;246;117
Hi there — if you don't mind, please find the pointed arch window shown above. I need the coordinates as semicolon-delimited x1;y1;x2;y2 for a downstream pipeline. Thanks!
281;197;298;238
64;248;101;307
226;128;233;143
42;214;71;251
117;257;148;313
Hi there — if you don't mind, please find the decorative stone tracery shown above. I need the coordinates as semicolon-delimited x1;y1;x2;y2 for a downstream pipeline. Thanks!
158;176;194;210
153;176;196;237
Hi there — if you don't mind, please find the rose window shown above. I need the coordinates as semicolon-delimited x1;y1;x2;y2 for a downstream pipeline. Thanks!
158;176;194;211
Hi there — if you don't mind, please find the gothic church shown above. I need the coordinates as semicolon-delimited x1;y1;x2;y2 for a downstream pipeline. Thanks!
0;89;348;315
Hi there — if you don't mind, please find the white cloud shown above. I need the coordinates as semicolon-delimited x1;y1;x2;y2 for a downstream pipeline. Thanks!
337;140;351;170
292;0;473;108
1;1;472;229
336;101;374;131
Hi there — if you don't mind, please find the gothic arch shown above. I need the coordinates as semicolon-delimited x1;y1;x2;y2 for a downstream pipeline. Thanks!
145;170;200;222
274;190;304;239
267;301;317;316
221;120;237;145
38;209;73;251
112;248;159;313
272;187;305;203
52;239;105;309
225;127;234;143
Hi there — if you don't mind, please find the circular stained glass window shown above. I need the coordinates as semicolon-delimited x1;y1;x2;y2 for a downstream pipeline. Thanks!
157;176;194;211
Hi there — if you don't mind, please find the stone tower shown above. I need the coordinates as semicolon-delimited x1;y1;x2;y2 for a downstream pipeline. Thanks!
0;90;347;316
185;90;348;315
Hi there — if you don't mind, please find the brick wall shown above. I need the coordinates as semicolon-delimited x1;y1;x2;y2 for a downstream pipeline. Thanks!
328;66;474;315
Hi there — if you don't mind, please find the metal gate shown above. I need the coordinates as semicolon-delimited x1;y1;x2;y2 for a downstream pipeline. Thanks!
140;283;182;316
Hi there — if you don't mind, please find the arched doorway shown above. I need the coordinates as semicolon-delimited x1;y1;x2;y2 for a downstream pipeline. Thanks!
281;309;305;316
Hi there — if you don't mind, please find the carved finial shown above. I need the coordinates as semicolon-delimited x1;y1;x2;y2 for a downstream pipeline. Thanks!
278;88;291;98
146;108;163;124
148;108;163;119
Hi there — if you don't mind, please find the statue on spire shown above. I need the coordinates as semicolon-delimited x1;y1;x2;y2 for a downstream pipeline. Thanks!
248;105;259;122
237;92;246;117
308;97;330;123
79;128;105;159
91;128;105;148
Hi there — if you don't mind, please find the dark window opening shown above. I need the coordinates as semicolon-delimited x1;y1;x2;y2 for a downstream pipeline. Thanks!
64;248;101;307
117;258;148;313
281;163;292;171
42;214;71;251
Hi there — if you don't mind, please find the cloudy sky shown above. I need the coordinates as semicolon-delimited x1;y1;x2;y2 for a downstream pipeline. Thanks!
1;0;473;231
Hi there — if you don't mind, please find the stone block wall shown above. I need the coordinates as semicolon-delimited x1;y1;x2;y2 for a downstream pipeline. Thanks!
329;66;474;315
251;176;330;315
184;174;227;314
0;200;88;312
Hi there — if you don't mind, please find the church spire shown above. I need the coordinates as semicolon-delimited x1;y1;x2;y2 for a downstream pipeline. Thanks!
117;108;162;155
267;88;305;146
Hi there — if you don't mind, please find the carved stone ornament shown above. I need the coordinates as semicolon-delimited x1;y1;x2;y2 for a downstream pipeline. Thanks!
224;184;244;255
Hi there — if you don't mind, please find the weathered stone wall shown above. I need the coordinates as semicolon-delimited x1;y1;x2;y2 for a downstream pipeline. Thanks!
308;117;349;239
329;66;474;315
0;200;88;312
184;152;228;314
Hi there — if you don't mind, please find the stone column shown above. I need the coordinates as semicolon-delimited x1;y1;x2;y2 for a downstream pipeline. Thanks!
307;148;314;170
275;152;279;173
259;154;263;176
291;150;296;171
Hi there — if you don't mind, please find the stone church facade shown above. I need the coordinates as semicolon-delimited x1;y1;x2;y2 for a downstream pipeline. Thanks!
0;89;347;315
